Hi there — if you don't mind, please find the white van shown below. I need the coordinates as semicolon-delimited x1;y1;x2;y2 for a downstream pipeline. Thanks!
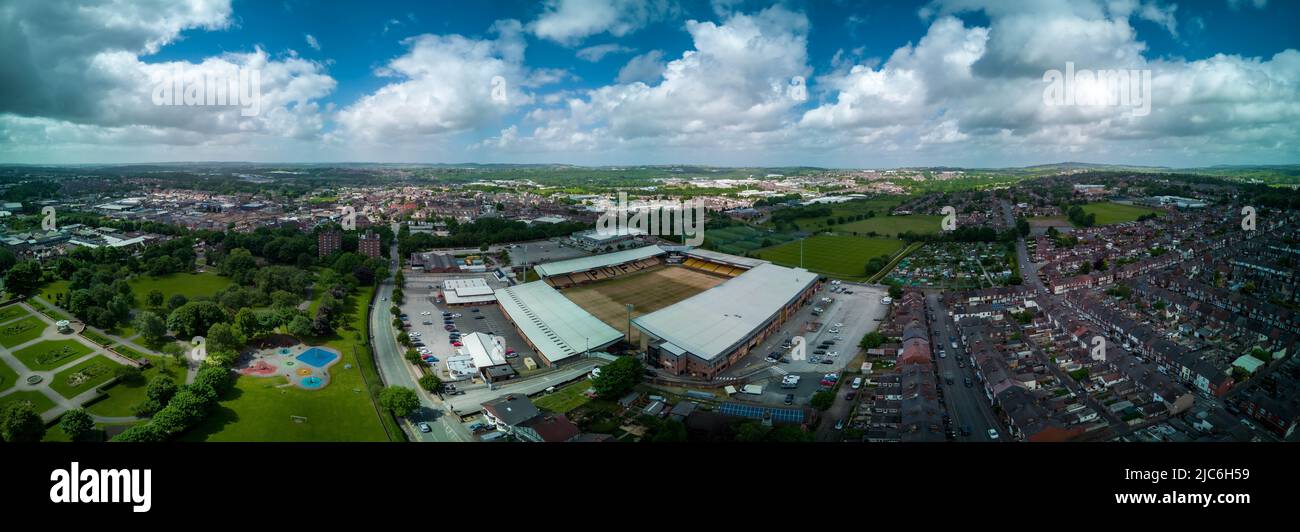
851;377;862;390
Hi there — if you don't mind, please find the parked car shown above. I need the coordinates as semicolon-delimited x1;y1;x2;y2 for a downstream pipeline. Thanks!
417;422;431;433
834;418;845;430
960;425;972;436
784;394;794;405
988;429;999;440
845;391;856;400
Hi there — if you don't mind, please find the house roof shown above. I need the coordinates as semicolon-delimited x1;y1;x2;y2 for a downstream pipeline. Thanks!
482;394;540;427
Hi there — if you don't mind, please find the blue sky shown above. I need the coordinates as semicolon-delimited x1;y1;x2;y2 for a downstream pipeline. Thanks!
1;0;1297;167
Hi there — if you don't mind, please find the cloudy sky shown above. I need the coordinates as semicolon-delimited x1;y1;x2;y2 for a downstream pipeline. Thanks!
0;0;1296;167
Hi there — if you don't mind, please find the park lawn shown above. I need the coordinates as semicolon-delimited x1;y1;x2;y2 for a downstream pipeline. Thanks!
86;355;187;418
756;235;906;279
837;214;944;237
0;390;56;415
181;285;389;442
43;420;141;442
0;356;19;393
42;272;233;314
12;339;94;372
49;355;125;399
0;304;32;323
0;315;49;348
1079;202;1163;225
129;271;233;308
534;380;596;414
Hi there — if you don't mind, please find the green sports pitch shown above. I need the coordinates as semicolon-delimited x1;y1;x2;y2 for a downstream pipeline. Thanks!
1079;202;1163;225
755;235;906;279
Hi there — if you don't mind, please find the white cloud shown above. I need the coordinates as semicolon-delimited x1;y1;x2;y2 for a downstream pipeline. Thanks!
305;33;321;50
794;0;1300;164
529;0;675;45
0;0;335;154
616;50;666;83
576;43;635;62
501;5;811;156
335;19;539;143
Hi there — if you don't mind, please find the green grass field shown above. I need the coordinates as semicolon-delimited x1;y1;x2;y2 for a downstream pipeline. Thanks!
534;380;595;414
0;315;48;348
50;355;124;399
1079;202;1163;225
181;286;389;442
42;271;234;313
755;235;906;279
0;304;31;323
12;339;94;372
0;357;20;393
0;390;56;415
86;355;186;418
837;215;944;237
767;196;910;232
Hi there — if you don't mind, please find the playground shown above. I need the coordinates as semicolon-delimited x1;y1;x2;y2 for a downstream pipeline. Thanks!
237;338;341;390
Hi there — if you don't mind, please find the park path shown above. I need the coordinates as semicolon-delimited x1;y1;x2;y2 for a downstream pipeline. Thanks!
0;301;147;423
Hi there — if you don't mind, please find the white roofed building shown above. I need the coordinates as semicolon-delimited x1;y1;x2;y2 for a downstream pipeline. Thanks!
441;278;497;306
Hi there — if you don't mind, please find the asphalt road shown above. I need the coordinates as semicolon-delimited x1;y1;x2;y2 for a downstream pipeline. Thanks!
926;292;1003;441
371;238;472;442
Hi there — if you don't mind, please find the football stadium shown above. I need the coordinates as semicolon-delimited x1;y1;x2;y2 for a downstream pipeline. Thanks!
501;244;821;380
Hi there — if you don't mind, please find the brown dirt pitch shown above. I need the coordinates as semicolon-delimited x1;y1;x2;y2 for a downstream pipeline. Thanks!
559;266;725;342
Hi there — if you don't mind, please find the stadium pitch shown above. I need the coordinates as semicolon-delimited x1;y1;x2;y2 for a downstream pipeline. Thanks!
560;265;725;342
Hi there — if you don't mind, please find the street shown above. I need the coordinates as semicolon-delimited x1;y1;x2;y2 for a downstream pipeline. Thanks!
371;236;473;442
926;292;1003;441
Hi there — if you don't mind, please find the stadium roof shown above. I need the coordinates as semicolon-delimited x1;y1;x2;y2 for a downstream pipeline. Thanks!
684;248;768;269
494;281;622;364
632;263;817;362
533;244;665;278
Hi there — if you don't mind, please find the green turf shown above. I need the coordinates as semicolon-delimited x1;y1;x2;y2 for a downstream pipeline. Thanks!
12;339;94;372
0;356;18;393
0;304;32;323
837;215;945;237
43;272;234;313
86;355;187;418
534;380;595;413
181;286;389;442
755;235;906;279
766;196;910;232
0;315;49;348
128;272;234;308
50;355;125;399
1079;202;1163;225
0;390;56;415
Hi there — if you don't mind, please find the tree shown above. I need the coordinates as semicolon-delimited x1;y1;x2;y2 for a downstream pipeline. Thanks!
146;375;178;405
591;356;643;399
379;386;420;417
888;285;904;299
206;322;242;354
419;374;442;393
146;289;165;308
287;314;313;338
3;260;43;295
111;423;167;442
134;311;168;346
114;365;145;386
0;401;46;442
859;331;886;350
59;408;95;442
167;293;189;311
167;301;228;339
810;391;835;410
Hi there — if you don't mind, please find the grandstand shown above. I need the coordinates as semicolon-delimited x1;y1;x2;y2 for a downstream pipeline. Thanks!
534;244;667;288
633;263;821;381
493;281;623;366
679;248;768;278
